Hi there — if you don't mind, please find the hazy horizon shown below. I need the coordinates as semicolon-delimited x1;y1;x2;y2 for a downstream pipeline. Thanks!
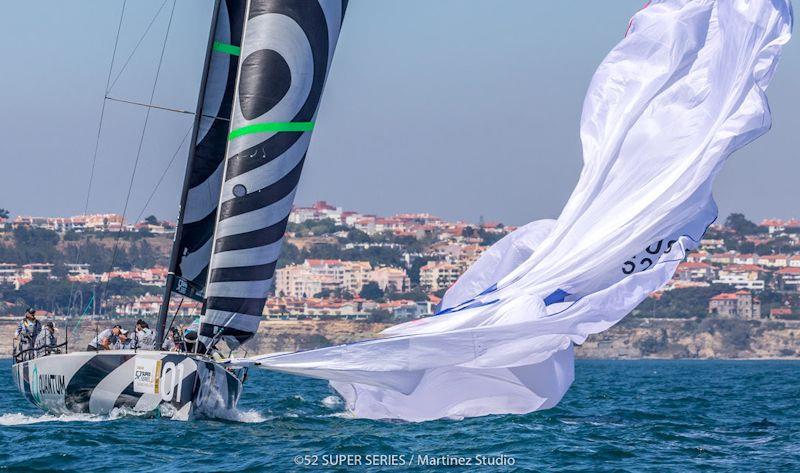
1;0;797;226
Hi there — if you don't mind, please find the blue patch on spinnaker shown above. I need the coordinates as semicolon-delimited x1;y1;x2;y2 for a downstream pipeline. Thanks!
544;289;570;306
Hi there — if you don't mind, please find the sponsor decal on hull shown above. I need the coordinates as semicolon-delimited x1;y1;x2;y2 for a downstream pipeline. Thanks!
133;358;162;395
30;365;66;406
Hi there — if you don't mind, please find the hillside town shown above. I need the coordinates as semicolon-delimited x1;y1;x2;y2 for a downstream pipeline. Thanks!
1;204;800;324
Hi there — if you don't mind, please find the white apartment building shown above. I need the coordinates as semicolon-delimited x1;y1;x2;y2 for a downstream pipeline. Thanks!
276;259;372;298
370;267;410;292
419;262;461;292
713;265;765;290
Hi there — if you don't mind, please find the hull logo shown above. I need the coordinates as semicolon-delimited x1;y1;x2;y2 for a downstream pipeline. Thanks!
30;365;66;404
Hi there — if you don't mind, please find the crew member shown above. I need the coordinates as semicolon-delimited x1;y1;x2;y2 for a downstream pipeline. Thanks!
112;329;131;350
87;325;122;351
182;317;200;352
131;319;156;350
14;308;41;360
162;327;181;352
34;321;58;357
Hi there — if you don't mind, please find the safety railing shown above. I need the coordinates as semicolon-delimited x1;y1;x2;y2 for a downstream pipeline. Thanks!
12;339;69;364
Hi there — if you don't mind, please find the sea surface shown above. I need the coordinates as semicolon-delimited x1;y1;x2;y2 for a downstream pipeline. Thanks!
1;359;798;472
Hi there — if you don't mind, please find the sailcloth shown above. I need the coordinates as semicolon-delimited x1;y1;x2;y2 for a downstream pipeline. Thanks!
242;0;793;421
199;0;349;351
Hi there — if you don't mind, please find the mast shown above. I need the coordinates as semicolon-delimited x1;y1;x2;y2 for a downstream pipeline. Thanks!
157;0;223;345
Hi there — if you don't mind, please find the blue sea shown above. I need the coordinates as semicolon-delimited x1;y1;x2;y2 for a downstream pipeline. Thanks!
1;359;799;472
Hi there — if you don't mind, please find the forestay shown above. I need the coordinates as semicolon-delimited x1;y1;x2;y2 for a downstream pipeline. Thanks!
240;0;793;421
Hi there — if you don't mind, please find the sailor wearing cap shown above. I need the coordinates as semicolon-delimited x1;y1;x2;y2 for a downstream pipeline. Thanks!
87;325;124;351
112;329;131;350
14;308;41;360
34;321;58;357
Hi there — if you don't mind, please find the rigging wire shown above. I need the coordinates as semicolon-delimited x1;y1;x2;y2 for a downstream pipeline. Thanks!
105;95;230;122
105;96;194;116
68;0;128;324
106;0;171;95
132;123;193;225
99;0;178;315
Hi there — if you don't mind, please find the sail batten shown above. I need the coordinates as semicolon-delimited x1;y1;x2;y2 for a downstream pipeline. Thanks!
199;0;348;351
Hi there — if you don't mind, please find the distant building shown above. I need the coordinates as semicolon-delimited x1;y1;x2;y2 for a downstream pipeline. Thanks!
713;264;765;290
12;213;129;233
757;254;789;268
20;263;55;279
262;296;371;320
708;290;761;318
674;262;715;282
710;251;737;265
760;218;800;234
370;267;410;293
419;262;461;292
288;201;344;224
275;259;372;298
775;267;800;291
701;239;726;251
769;307;793;319
0;263;17;284
378;299;435;320
114;294;201;317
685;251;711;263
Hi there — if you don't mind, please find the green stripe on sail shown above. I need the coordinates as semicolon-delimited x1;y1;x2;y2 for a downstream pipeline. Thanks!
213;41;240;56
228;122;315;140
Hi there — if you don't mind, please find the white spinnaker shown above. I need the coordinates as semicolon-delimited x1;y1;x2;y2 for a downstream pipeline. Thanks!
242;0;793;421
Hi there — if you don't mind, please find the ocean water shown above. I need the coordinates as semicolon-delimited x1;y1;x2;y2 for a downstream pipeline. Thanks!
1;359;799;472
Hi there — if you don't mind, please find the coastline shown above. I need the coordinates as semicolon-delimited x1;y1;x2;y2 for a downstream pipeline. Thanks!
3;316;800;360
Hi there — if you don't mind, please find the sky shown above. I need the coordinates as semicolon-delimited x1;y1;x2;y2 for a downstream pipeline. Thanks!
0;0;797;226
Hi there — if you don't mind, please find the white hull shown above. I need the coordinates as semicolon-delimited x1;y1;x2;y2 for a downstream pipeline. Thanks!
11;350;243;420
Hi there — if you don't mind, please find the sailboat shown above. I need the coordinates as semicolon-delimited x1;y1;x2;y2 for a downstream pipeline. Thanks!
11;0;348;420
11;0;792;423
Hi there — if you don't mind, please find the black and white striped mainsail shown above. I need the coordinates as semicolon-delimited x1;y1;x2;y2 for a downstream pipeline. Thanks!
171;0;246;292
198;0;348;350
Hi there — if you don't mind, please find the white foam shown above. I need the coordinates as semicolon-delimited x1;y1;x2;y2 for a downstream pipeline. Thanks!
0;412;106;425
222;408;268;423
321;395;343;408
325;411;356;419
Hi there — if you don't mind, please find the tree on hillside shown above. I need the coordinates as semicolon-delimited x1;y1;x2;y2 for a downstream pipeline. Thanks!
407;257;430;286
0;208;9;219
9;275;88;315
144;215;159;225
359;282;384;300
345;228;371;243
276;242;302;268
478;228;507;246
9;226;63;265
634;284;736;318
368;308;393;323
386;289;429;302
725;213;760;235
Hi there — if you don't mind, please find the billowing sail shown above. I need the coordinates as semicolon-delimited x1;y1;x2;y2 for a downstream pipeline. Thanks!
199;0;348;350
238;0;793;421
171;0;246;296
